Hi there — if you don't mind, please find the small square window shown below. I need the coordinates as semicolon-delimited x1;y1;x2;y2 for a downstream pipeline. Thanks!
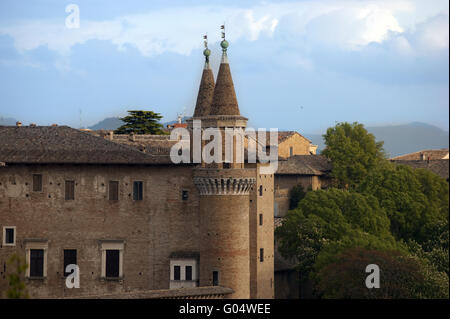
3;227;16;246
32;174;42;192
182;190;188;201
133;181;143;201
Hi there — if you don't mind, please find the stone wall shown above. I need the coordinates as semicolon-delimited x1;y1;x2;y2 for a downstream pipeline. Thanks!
0;164;199;298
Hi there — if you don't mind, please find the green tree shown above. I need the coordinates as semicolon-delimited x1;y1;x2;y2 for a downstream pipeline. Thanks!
321;122;385;189
6;254;29;299
114;110;167;135
276;189;398;283
357;163;449;245
289;184;307;209
313;247;449;299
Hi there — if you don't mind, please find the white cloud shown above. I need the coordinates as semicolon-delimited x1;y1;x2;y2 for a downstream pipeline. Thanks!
0;0;447;59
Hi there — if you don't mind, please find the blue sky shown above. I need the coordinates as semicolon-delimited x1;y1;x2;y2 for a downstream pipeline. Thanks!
0;0;448;133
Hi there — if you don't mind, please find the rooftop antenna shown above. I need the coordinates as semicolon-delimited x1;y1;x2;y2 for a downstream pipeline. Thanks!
79;108;82;129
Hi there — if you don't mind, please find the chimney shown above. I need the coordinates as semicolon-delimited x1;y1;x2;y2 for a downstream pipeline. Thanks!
420;153;425;161
108;131;114;140
51;124;58;127
29;123;37;127
16;121;22;127
129;132;135;142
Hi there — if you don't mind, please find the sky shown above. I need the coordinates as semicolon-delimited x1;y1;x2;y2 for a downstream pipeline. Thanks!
0;0;448;133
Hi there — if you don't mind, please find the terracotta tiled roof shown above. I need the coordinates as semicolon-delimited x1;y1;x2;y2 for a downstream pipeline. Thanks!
391;159;449;180
391;148;449;160
0;126;174;165
277;155;331;175
210;63;240;116
193;67;215;117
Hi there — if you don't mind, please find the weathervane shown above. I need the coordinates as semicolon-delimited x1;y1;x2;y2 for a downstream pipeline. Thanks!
220;23;229;55
203;34;211;64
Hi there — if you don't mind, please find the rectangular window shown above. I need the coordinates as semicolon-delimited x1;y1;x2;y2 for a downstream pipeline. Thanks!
174;265;181;280
260;248;264;262
182;190;188;201
3;227;15;245
133;181;143;201
65;180;75;200
185;266;192;281
289;146;293;157
105;250;120;278
30;249;44;277
259;185;263;196
32;174;42;192
212;271;219;286
109;181;119;201
259;214;263;226
63;249;77;277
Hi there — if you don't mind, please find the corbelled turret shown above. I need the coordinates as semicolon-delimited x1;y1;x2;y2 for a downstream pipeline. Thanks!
209;37;240;116
193;37;215;117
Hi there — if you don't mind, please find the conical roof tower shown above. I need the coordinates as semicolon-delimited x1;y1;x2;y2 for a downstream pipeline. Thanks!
193;36;215;117
209;33;240;116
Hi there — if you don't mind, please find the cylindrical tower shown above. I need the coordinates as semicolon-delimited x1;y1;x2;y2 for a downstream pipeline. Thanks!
194;169;255;298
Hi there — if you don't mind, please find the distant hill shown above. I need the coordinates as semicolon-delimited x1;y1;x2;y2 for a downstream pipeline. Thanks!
88;117;123;130
305;122;449;158
0;116;17;126
88;116;190;130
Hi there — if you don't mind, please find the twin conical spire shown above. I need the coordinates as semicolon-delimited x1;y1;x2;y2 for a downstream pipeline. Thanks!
193;35;215;117
193;27;240;118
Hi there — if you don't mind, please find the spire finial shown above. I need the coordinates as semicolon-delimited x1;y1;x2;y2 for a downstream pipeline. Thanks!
203;34;211;68
203;34;210;59
220;24;229;63
220;24;229;52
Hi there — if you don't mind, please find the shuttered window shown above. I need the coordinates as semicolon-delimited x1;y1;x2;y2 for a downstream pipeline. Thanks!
109;181;119;201
105;250;120;278
30;249;44;277
63;249;77;277
32;174;42;192
65;181;75;200
133;181;143;201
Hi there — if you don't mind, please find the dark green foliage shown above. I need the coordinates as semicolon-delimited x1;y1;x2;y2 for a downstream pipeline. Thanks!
321;122;385;189
357;163;449;245
289;184;307;209
114;110;167;135
6;254;29;299
314;247;449;299
276;121;449;298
